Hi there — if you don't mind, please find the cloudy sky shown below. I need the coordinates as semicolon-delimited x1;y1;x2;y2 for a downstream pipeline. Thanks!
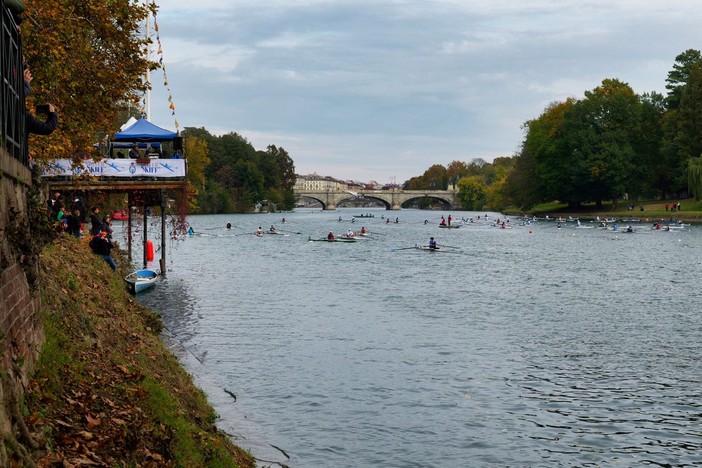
146;0;701;184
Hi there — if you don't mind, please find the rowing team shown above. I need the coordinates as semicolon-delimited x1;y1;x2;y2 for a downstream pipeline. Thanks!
343;227;368;238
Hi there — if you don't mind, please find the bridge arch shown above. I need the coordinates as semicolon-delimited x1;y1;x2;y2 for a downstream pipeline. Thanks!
294;189;457;210
336;194;391;210
400;195;452;210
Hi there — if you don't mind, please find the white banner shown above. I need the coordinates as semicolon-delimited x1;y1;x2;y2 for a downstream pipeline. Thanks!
43;158;186;178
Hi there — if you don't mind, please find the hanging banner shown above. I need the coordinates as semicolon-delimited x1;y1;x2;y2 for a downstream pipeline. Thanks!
43;159;186;178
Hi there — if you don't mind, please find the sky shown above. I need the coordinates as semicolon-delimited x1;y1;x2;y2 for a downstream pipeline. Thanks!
146;0;702;184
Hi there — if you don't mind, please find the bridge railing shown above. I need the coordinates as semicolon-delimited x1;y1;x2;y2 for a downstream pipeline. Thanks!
0;0;27;165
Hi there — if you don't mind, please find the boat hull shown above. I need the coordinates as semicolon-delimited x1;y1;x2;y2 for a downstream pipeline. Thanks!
125;269;158;294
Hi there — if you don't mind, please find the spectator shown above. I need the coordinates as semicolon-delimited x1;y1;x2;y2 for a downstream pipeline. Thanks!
71;197;86;221
100;215;113;240
89;206;102;236
89;231;116;271
24;64;58;135
64;209;82;238
47;191;61;214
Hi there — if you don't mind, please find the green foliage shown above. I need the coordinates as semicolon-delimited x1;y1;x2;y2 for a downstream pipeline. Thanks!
183;128;296;213
457;176;487;210
408;49;702;211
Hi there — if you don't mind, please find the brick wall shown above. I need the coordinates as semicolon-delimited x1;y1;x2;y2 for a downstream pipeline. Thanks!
0;150;44;376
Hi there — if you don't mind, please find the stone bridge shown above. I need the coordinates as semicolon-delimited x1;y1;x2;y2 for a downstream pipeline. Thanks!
295;189;458;210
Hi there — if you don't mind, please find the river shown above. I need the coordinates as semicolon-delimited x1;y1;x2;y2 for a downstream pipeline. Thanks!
130;209;702;467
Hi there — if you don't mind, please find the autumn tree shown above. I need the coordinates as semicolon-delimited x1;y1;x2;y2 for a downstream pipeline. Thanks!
22;0;153;163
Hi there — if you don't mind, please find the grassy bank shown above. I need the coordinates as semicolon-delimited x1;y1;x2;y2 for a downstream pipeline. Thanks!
23;235;255;467
506;198;702;222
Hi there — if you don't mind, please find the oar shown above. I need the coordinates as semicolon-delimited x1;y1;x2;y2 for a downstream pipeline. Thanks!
390;245;418;252
278;228;302;234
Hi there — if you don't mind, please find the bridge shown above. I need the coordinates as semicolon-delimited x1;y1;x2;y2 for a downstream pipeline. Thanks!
294;188;458;210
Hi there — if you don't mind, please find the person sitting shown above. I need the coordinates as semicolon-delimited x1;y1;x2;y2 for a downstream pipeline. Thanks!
128;144;140;159
256;227;263;236
89;231;116;271
429;237;438;250
269;225;276;233
440;217;447;226
346;229;354;238
327;231;335;240
360;226;366;234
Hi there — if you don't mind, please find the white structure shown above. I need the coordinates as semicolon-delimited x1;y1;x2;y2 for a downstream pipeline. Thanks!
294;173;347;191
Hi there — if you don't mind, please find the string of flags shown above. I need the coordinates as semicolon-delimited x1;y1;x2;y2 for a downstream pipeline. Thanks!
150;11;180;133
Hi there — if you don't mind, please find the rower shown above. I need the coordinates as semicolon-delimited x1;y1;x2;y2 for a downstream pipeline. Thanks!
226;222;232;229
347;228;354;237
269;225;276;233
327;231;335;240
429;237;438;250
360;226;366;234
256;226;263;236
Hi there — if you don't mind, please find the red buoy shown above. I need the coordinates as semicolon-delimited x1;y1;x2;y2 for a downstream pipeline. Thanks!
146;240;154;261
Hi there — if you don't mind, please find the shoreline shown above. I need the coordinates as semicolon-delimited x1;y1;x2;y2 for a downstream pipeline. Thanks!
159;327;290;467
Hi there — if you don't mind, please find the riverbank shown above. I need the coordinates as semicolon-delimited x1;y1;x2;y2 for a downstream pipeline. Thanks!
506;198;702;223
22;235;255;466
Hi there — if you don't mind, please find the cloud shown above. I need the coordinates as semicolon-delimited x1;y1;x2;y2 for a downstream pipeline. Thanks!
147;0;702;182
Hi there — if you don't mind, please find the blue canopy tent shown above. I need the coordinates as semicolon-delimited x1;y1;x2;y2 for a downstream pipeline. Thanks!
113;117;178;142
111;117;182;158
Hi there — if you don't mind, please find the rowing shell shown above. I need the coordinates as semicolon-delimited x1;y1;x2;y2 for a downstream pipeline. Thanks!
308;237;357;243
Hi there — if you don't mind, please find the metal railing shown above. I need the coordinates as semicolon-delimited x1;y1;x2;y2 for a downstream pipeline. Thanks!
0;0;26;165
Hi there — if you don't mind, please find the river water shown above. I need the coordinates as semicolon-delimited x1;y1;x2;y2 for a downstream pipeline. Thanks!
132;209;702;467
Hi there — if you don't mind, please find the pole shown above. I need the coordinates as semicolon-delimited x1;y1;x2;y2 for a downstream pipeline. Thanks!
145;1;152;120
143;201;148;268
127;192;132;261
160;189;166;276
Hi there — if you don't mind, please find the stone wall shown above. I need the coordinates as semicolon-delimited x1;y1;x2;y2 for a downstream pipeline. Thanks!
0;149;44;441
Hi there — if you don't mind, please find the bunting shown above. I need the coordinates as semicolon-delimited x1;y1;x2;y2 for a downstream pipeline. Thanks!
152;11;180;133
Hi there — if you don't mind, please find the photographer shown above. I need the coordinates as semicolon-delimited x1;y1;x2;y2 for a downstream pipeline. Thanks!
26;103;58;135
24;65;58;135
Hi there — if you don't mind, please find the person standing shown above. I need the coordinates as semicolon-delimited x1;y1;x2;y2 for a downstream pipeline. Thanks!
89;206;102;236
100;215;113;240
64;210;82;238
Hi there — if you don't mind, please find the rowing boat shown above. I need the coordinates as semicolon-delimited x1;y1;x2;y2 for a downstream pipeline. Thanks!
308;237;357;243
415;246;440;252
125;269;158;294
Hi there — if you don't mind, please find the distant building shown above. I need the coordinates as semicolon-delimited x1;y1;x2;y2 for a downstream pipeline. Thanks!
294;173;347;191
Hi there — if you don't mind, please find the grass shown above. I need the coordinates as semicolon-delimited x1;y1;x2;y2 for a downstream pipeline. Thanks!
22;235;255;467
514;197;702;221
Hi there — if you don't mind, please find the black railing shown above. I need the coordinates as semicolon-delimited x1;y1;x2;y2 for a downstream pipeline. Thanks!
0;0;26;165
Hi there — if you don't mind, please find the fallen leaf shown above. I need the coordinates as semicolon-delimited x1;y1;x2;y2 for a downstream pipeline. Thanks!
86;414;101;428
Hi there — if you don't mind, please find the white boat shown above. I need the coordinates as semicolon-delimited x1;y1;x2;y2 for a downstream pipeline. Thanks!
125;269;158;294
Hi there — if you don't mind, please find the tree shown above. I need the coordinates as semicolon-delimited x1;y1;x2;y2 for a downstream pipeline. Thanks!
456;176;486;210
267;145;296;191
665;49;702;110
185;136;210;192
23;0;153;162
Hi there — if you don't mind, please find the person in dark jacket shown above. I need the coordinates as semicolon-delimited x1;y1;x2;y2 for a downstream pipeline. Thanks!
89;206;102;236
89;231;116;271
26;104;58;135
64;209;82;238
